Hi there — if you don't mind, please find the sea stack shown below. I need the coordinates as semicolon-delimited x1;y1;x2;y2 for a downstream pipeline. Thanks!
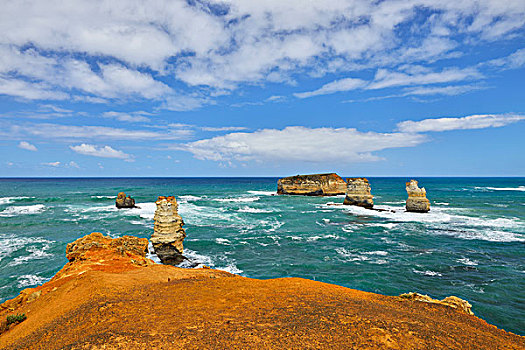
277;173;347;196
405;180;430;213
343;178;374;209
115;192;136;209
151;196;187;265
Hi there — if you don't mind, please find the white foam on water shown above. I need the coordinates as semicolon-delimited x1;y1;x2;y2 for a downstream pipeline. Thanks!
247;190;276;196
146;241;161;264
383;201;405;205
0;204;45;217
485;203;508;208
434;202;449;205
9;243;53;266
91;195;116;199
16;274;49;288
180;249;214;268
363;251;389;256
485;186;525;192
457;257;478;266
413;269;442;277
307;234;339;242
238;206;273;213
215;238;231;245
127;202;157;220
0;235;53;262
216;262;243;274
335;248;369;262
178;195;203;202
0;197;32;205
215;196;260;203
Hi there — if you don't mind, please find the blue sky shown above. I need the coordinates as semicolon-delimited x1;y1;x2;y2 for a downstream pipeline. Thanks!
0;1;524;177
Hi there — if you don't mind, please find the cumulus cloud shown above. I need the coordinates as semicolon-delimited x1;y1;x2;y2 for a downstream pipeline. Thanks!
102;111;151;123
18;141;37;151
69;144;132;160
0;1;523;106
397;114;525;133
180;126;426;163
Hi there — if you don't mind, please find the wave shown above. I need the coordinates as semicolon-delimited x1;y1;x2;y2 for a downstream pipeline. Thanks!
9;243;53;266
484;186;525;192
91;195;116;199
237;206;273;213
216;262;243;274
0;235;53;262
215;196;260;203
16;274;49;288
0;204;45;217
215;238;231;245
0;196;32;205
413;269;442;277
247;190;276;196
178;195;203;202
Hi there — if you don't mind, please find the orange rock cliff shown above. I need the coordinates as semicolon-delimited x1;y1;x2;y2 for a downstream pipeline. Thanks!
0;233;523;349
277;173;347;196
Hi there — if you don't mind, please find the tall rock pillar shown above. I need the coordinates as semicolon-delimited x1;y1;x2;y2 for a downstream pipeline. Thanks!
343;178;374;209
151;196;186;265
405;180;430;213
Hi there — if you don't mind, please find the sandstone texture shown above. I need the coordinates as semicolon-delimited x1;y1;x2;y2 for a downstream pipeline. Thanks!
405;180;430;213
151;196;186;265
399;292;474;315
1;233;523;350
343;178;374;208
115;192;136;209
277;173;347;196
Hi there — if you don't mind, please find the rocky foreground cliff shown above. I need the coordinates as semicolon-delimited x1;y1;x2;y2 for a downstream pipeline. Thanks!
1;233;523;350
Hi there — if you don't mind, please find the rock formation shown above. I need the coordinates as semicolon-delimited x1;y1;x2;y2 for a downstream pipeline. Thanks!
115;192;136;209
151;196;186;265
277;173;346;196
343;178;374;208
399;292;474;315
405;180;430;213
2;233;524;349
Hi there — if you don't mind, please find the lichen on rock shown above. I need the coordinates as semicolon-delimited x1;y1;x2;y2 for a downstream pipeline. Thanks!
151;196;187;265
277;173;347;196
343;178;374;208
405;180;430;213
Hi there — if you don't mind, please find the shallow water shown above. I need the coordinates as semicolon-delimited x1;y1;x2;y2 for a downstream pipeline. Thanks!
0;177;523;334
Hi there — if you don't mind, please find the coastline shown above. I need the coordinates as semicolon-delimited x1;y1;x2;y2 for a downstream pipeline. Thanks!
1;232;523;349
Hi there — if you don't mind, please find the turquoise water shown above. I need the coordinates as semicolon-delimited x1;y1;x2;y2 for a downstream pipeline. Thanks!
0;177;523;334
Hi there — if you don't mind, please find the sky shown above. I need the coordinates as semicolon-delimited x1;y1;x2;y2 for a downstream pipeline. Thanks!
0;0;524;177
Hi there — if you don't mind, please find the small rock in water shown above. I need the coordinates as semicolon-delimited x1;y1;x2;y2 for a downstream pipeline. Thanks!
405;180;430;213
343;178;374;209
115;192;136;209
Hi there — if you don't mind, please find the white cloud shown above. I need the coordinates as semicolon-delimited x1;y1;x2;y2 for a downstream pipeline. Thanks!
180;126;426;163
0;1;523;105
485;48;525;70
69;144;132;160
6;123;192;140
201;126;247;132
102;111;151;123
294;78;367;98
42;161;61;167
397;114;525;133
402;85;487;96
18;141;37;151
67;161;80;168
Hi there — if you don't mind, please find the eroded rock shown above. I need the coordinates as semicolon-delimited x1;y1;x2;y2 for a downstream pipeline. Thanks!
151;196;187;265
115;192;136;209
399;292;474;315
343;178;374;208
277;173;346;196
405;180;430;213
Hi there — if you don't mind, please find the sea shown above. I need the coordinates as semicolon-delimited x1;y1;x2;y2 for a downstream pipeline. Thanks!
0;177;523;335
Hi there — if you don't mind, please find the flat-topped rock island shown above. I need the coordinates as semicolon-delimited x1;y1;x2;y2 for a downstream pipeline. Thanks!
277;173;347;196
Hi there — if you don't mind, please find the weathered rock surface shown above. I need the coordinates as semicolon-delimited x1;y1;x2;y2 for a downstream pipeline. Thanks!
405;180;430;213
399;292;474;315
277;173;346;196
151;196;186;265
1;233;524;350
343;178;374;208
115;192;136;209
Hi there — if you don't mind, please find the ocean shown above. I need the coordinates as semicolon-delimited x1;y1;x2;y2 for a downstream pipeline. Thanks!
0;177;523;335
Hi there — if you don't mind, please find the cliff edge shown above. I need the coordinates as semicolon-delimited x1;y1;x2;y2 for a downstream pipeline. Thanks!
0;233;523;349
277;173;346;196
